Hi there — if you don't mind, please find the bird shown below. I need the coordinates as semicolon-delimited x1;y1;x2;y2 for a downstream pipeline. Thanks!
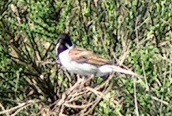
55;33;138;77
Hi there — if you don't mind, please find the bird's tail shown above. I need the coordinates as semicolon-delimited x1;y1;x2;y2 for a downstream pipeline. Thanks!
99;65;138;76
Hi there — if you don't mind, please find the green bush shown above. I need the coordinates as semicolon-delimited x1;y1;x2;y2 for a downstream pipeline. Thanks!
0;0;172;115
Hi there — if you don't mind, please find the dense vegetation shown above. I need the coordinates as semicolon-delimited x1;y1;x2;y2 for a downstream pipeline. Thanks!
0;0;172;115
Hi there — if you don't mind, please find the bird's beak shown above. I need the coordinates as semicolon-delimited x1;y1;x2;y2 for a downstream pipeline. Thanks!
55;39;62;54
55;43;60;55
55;39;62;63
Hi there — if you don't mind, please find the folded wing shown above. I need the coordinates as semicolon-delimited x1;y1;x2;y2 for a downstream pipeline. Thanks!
69;48;112;67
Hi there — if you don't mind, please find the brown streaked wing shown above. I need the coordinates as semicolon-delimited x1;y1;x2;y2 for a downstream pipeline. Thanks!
69;48;112;66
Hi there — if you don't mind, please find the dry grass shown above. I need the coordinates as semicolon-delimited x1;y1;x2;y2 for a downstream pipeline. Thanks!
0;0;172;115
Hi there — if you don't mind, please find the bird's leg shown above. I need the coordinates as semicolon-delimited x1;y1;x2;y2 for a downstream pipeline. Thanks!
77;75;85;82
67;75;84;92
79;74;95;88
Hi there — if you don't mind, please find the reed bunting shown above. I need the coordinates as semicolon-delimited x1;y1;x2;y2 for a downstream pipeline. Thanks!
56;33;138;77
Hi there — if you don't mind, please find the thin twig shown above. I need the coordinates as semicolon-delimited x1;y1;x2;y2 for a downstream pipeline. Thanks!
134;79;139;116
0;100;40;115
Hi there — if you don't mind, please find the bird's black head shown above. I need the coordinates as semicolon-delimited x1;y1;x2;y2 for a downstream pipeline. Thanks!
55;33;73;56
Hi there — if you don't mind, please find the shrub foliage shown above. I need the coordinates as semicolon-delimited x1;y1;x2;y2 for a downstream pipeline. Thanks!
0;0;172;115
